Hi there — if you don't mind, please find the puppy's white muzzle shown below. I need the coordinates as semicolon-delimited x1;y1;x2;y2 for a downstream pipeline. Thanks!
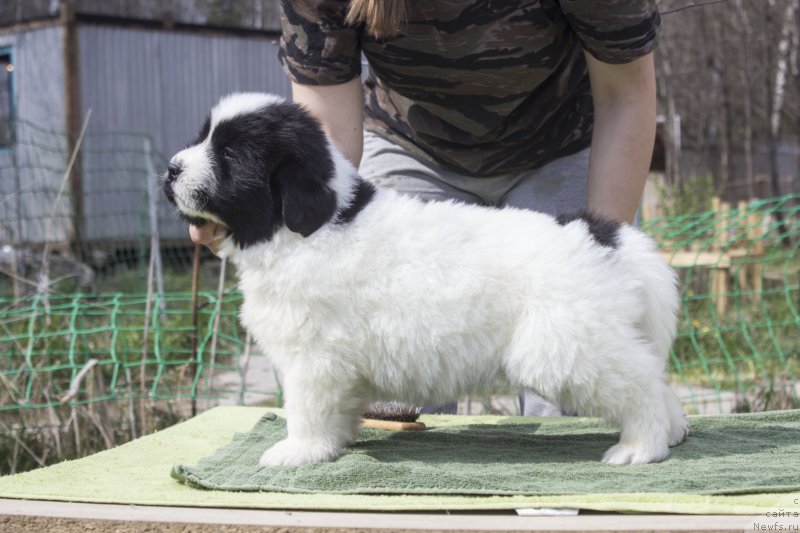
169;143;215;216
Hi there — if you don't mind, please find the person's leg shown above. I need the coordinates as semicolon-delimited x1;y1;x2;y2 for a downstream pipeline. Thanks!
359;131;487;205
499;148;591;417
498;148;590;216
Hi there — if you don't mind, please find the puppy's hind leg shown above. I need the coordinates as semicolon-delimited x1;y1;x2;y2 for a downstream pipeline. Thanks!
663;382;689;447
259;369;367;467
592;346;675;465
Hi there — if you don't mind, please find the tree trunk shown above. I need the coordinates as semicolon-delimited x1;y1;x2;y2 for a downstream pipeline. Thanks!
734;0;755;197
706;10;729;194
657;37;681;184
766;0;797;246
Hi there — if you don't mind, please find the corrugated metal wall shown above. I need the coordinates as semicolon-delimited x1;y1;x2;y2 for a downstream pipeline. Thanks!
0;24;70;244
77;23;291;242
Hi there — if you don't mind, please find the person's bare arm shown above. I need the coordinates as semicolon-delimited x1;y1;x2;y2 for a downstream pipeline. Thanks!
584;52;656;225
190;78;364;253
291;77;364;168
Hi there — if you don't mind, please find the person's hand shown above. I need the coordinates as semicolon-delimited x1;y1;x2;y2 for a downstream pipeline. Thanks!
189;222;228;256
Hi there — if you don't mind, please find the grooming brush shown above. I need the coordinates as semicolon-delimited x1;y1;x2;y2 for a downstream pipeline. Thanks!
362;402;427;431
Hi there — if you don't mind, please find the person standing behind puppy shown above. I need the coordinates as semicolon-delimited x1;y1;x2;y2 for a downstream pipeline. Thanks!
191;0;660;416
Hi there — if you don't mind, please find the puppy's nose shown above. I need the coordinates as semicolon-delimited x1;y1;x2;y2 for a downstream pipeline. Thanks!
167;162;182;183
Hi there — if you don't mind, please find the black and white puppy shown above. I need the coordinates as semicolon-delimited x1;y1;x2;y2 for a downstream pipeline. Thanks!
164;93;687;467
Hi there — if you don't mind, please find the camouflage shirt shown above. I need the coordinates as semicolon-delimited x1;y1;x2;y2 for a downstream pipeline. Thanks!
280;0;660;176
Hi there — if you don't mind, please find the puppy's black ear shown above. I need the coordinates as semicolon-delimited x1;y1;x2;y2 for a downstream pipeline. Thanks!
272;159;337;237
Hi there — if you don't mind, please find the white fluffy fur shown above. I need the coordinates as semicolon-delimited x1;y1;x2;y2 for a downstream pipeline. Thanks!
178;95;688;468
171;140;213;220
212;92;284;127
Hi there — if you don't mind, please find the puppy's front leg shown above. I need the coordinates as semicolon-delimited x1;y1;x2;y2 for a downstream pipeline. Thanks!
259;370;365;467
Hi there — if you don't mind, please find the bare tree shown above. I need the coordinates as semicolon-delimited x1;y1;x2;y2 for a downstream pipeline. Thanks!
767;0;798;198
657;33;681;185
734;0;756;195
656;0;800;201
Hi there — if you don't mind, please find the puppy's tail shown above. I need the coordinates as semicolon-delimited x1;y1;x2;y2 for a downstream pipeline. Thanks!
618;226;680;362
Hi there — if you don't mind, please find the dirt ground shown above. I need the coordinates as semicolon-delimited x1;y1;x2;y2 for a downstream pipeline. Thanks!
0;515;541;533
0;513;753;533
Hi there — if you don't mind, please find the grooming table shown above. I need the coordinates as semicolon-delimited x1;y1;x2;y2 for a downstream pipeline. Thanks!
0;407;797;532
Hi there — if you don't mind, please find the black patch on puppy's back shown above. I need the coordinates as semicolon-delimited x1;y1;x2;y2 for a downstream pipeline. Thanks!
556;211;621;248
335;178;376;225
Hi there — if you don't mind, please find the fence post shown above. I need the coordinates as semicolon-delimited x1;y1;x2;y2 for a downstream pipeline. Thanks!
10;124;21;298
748;203;764;305
61;3;84;256
143;137;164;308
711;197;730;316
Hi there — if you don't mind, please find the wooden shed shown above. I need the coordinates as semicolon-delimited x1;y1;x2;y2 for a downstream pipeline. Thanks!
0;2;290;247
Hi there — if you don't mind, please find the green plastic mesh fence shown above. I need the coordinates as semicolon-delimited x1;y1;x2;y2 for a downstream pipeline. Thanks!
0;291;249;410
641;195;800;414
0;118;798;473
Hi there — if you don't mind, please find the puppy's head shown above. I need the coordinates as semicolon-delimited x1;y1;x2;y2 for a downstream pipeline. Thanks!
163;93;340;248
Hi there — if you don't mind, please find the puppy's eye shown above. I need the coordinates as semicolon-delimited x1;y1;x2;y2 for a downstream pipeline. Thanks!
223;147;235;160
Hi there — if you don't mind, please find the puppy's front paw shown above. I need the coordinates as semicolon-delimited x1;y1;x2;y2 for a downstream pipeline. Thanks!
258;438;340;467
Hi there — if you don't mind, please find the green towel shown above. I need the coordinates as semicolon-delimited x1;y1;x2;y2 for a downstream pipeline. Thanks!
171;410;800;496
0;407;795;513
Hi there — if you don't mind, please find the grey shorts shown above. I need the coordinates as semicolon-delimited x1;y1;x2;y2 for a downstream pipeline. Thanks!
358;131;590;416
359;130;590;215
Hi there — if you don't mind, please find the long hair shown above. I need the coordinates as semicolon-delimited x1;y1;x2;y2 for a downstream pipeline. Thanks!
345;0;407;39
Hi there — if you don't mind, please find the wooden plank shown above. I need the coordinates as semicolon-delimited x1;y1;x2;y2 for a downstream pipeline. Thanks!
661;251;732;268
0;499;761;532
